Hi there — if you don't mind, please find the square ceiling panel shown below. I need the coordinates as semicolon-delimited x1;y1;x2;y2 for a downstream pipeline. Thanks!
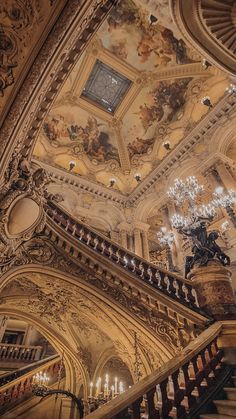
81;60;132;114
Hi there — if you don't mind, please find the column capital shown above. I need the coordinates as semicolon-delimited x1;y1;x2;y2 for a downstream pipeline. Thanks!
133;221;150;232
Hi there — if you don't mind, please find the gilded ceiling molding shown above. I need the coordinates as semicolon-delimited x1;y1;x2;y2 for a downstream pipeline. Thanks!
32;158;126;205
0;0;116;184
170;0;236;76
32;95;236;209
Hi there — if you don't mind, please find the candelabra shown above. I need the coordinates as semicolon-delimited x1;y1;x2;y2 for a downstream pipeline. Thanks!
157;227;175;271
87;372;126;413
32;363;84;417
212;186;236;227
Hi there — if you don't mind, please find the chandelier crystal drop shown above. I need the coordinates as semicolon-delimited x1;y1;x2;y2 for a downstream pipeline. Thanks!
167;176;204;208
212;187;236;208
157;227;175;247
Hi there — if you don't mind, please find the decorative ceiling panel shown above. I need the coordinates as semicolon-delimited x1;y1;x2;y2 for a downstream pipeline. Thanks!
33;0;230;194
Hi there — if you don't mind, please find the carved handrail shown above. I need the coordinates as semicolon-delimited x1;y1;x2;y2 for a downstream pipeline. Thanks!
46;201;199;310
86;322;224;419
0;343;42;362
0;354;61;414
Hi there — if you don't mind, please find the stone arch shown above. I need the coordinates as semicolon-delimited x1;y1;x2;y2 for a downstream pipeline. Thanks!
0;265;175;394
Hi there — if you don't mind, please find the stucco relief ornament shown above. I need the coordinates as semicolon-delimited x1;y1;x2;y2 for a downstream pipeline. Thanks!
0;155;63;272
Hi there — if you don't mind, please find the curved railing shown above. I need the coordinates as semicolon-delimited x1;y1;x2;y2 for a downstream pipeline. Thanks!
86;323;225;419
46;201;199;311
0;355;61;415
0;343;42;363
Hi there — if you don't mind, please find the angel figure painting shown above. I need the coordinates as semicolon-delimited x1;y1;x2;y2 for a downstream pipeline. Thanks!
42;114;119;164
99;0;193;71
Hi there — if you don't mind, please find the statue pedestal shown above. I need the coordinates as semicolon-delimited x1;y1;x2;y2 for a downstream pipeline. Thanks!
188;261;236;320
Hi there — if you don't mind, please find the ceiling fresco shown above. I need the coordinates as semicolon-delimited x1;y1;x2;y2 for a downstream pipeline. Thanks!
33;0;230;194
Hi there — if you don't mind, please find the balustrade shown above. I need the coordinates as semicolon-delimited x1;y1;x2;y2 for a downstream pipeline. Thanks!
46;202;199;310
86;323;224;419
0;343;42;362
0;355;61;415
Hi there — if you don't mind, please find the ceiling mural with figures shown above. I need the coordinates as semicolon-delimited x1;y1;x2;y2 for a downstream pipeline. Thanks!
33;0;230;194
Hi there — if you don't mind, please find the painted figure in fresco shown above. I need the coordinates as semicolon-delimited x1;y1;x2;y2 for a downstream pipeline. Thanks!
106;0;190;67
136;79;190;132
43;115;119;164
128;136;154;157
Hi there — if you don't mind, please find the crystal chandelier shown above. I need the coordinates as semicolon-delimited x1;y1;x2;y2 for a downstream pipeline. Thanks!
212;186;236;227
167;176;204;209
167;176;230;276
212;186;236;208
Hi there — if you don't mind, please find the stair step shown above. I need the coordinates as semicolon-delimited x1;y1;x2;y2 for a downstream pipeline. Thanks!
200;415;236;419
214;400;236;416
232;376;236;386
224;388;236;401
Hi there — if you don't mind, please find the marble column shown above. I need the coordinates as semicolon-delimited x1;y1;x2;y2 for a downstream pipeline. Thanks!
164;204;180;267
216;161;236;191
142;230;150;261
120;230;128;249
134;228;142;257
0;316;8;342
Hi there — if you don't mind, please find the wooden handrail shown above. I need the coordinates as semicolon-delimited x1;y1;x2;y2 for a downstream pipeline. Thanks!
86;323;223;419
46;201;200;312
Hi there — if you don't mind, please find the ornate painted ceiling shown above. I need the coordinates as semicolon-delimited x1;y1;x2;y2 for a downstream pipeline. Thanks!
33;0;230;194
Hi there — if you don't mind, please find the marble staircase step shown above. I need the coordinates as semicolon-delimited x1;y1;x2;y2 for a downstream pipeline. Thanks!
214;400;236;416
224;388;236;401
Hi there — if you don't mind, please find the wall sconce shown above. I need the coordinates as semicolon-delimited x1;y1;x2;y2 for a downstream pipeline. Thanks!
134;173;141;182
201;96;213;108
109;178;116;188
69;161;76;171
202;59;212;70
163;141;171;151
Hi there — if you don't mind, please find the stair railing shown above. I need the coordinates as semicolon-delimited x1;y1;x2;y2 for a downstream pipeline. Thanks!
86;323;224;419
0;354;61;415
46;201;198;310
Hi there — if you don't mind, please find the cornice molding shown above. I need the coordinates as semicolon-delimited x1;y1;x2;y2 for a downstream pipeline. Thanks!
32;158;126;205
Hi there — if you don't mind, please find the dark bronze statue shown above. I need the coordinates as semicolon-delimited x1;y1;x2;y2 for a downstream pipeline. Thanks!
179;217;230;277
